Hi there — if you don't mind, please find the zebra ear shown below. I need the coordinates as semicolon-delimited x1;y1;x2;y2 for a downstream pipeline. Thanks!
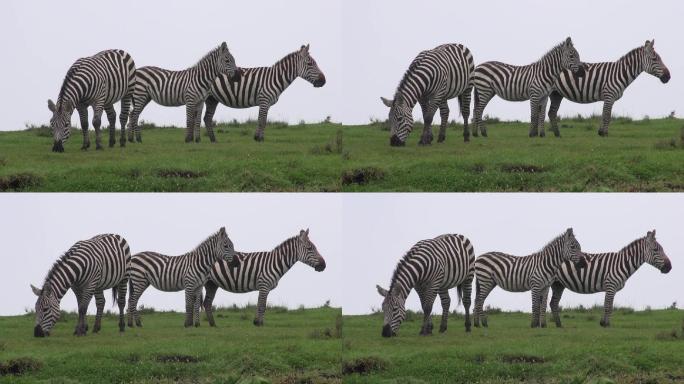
219;226;226;235
220;42;228;51
380;97;393;108
30;284;42;296
376;285;389;297
47;99;56;112
566;228;574;236
647;230;656;239
565;37;573;46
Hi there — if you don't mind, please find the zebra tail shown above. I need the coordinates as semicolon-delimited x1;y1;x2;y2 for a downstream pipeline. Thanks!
456;286;463;308
112;287;118;307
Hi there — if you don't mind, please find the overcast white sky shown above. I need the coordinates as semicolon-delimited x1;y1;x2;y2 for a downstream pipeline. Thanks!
0;194;342;316
1;0;681;130
342;194;683;315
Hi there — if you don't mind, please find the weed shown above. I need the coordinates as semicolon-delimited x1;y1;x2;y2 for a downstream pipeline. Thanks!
341;167;385;185
0;173;41;191
501;354;546;364
500;163;545;173
0;357;42;376
342;356;388;375
155;354;199;363
156;168;205;178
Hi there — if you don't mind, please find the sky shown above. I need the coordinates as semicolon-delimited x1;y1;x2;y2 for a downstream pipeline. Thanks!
1;0;682;130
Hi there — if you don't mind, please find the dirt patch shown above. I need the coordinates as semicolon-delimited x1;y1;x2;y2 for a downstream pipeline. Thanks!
0;173;42;191
341;167;385;186
155;354;199;363
156;169;206;179
0;357;42;376
500;164;545;173
501;354;546;364
342;356;388;375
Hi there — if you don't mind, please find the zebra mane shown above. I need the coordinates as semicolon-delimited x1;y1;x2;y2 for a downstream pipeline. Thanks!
273;50;301;68
618;46;644;62
272;235;300;252
532;231;567;255
535;40;567;64
394;50;429;100
619;236;647;254
193;45;222;67
387;245;420;293
41;245;77;291
191;228;223;252
56;61;82;111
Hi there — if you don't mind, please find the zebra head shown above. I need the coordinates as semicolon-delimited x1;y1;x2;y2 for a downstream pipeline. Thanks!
376;285;404;337
644;230;672;273
296;45;326;88
31;283;60;337
217;42;241;81
296;229;326;272
47;99;74;153
381;96;412;146
560;37;584;77
562;228;586;268
642;40;671;83
217;227;238;266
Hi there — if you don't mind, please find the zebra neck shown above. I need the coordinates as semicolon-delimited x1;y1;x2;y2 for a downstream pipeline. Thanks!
271;238;301;271
44;260;77;300
619;241;647;275
616;48;645;84
189;51;221;87
388;261;416;300
272;57;299;91
534;48;564;78
534;238;565;267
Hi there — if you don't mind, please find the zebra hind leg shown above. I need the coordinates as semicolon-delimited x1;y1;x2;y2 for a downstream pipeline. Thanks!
548;92;563;137
203;281;219;327
204;97;219;143
116;280;127;332
461;277;474;332
550;282;564;328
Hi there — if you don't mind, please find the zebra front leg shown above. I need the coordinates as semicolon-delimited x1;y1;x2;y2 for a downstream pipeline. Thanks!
600;289;616;327
598;100;614;136
77;106;90;150
116;280;127;332
91;105;105;150
93;291;105;333
459;88;472;142
529;97;540;137
418;103;436;146
203;281;219;327
438;290;450;333
184;286;197;327
461;276;474;332
537;96;548;137
194;102;204;143
104;105;116;150
204;96;219;143
254;104;269;142
417;288;436;335
118;94;133;147
539;286;549;328
550;282;564;328
75;290;94;336
192;288;202;327
185;103;197;143
254;289;270;326
437;101;449;143
530;287;542;328
548;92;563;137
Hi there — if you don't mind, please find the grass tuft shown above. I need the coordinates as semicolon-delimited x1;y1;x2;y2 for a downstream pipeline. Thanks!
0;357;42;376
0;172;42;191
501;354;546;364
155;354;199;363
341;167;385;185
342;356;388;375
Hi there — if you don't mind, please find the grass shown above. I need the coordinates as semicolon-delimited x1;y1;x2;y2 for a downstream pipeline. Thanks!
1;117;683;191
342;308;684;383
0;306;342;383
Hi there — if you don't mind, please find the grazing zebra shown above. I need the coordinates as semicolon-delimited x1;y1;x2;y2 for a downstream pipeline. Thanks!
547;230;672;327
127;227;237;328
472;37;584;138
47;49;136;152
203;229;326;326
127;42;240;143
203;44;326;142
549;40;671;136
473;228;586;328
376;234;476;337
380;43;475;146
30;234;130;337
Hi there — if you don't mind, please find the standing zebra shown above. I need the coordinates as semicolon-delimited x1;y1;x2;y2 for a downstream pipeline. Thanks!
549;40;671;136
474;228;586;328
30;234;130;337
203;229;326;326
547;230;671;327
127;227;237;328
380;43;475;146
127;42;240;143
376;234;475;337
203;44;326;142
472;37;584;138
47;49;136;152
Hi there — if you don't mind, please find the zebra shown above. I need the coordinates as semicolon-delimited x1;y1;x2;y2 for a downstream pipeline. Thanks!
473;228;586;328
380;43;475;146
472;37;585;138
203;229;326;327
202;44;326;142
30;234;130;337
47;49;136;152
126;42;240;143
375;234;476;337
547;230;672;328
127;227;237;328
549;40;671;137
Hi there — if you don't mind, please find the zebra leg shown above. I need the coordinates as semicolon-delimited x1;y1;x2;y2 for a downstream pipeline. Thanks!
127;280;148;328
204;96;219;143
104;105;116;150
93;291;105;333
529;97;540;137
417;287;436;335
184;286;196;327
128;95;150;143
438;290;450;333
185;103;197;143
598;100;614;136
600;289;616;327
193;287;202;327
116;280;127;332
548;92;563;137
550;282;565;328
254;289;270;326
474;279;495;327
118;94;133;147
75;289;94;336
418;102;436;146
77;106;90;150
461;275;474;332
254;104;269;142
472;87;493;137
203;280;219;327
539;286;549;328
437;101;449;143
91;105;105;151
459;87;472;142
530;287;542;328
537;96;548;138
194;102;204;143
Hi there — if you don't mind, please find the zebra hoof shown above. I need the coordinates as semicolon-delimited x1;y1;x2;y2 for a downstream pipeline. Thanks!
96;145;104;151
439;325;447;333
437;134;446;143
253;319;263;326
253;134;264;142
185;136;193;143
539;131;546;138
598;130;607;137
195;137;201;143
109;141;116;148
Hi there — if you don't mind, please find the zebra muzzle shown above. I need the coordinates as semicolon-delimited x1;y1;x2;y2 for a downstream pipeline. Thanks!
313;75;326;88
661;260;672;273
660;69;671;83
381;324;395;337
34;325;46;337
390;135;405;147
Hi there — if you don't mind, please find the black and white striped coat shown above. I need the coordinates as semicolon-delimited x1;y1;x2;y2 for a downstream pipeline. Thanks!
127;42;240;143
203;44;326;142
380;44;475;146
474;228;586;328
127;227;236;328
47;49;136;152
30;234;131;337
548;230;672;327
376;234;475;337
203;229;326;326
549;40;671;136
472;37;584;138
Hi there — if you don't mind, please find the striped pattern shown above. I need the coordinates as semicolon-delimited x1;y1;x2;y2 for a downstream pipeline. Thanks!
549;230;672;327
474;228;585;328
127;227;236;327
31;234;131;337
381;44;475;146
202;44;326;142
472;38;584;138
127;42;239;143
48;49;136;152
549;40;671;136
376;234;475;337
203;229;326;326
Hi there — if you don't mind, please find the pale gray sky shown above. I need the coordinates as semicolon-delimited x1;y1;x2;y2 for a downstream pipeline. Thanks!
342;194;683;315
0;194;342;315
1;0;681;130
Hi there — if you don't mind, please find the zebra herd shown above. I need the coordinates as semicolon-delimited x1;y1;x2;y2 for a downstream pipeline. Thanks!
31;228;326;337
46;43;326;152
377;229;672;337
383;38;670;145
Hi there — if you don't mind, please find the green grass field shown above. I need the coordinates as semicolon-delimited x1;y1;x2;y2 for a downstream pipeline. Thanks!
0;306;342;383
343;308;684;384
0;117;683;192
